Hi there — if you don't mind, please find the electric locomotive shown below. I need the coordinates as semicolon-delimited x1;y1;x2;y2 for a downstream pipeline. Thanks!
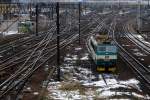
87;35;117;72
18;20;34;33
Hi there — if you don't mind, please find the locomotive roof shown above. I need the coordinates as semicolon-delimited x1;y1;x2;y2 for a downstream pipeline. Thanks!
93;35;112;44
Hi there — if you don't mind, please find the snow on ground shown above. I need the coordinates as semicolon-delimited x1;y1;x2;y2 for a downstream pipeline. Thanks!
2;31;18;36
132;48;139;52
135;34;144;40
75;47;82;51
105;78;118;85
131;49;147;57
122;44;130;47
0;55;3;58
47;63;148;99
33;92;39;96
98;11;112;15
140;58;145;61
82;10;91;16
133;52;147;57
80;53;89;60
134;34;150;47
119;11;130;15
64;49;89;61
47;54;149;99
46;46;150;99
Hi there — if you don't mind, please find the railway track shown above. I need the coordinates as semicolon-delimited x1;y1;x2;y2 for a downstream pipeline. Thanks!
0;8;69;50
0;12;99;60
94;16;148;96
111;16;150;94
0;11;110;98
0;20;71;59
0;9;88;63
0;34;79;98
127;20;150;52
36;10;149;99
0;9;80;57
122;23;150;54
0;13;102;72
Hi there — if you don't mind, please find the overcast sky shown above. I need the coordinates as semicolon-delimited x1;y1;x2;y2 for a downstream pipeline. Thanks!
17;0;150;4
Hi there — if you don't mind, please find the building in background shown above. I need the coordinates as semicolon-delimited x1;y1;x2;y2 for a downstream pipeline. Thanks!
0;0;12;3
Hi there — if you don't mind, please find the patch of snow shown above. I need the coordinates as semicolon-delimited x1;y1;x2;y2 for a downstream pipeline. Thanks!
122;44;125;46
100;91;116;97
82;10;91;15
142;34;148;38
136;35;144;40
45;64;49;67
105;79;118;85
140;58;145;61
145;95;150;100
33;92;39;95
132;48;139;52
122;44;130;47
26;87;31;91
108;84;130;89
119;11;123;15
132;92;144;98
47;53;149;100
0;55;3;58
3;31;18;35
72;55;78;60
80;56;88;60
44;68;49;71
133;52;147;57
47;73;147;99
80;53;89;60
75;47;82;51
134;34;150;48
120;79;139;85
83;80;106;87
48;82;60;85
120;79;141;92
64;57;72;61
47;82;84;99
66;54;71;57
114;92;131;96
98;11;111;15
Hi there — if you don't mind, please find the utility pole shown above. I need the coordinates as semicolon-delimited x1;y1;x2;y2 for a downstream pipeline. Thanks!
51;3;54;20
29;3;32;20
137;0;141;32
118;0;120;9
35;4;38;36
6;4;8;35
84;2;86;15
79;2;81;44
17;1;20;33
65;4;67;25
56;2;60;81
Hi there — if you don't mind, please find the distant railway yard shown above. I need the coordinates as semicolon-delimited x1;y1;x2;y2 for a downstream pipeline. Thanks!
0;1;150;100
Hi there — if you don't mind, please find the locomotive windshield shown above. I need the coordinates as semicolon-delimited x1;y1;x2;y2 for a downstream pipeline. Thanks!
97;45;117;53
